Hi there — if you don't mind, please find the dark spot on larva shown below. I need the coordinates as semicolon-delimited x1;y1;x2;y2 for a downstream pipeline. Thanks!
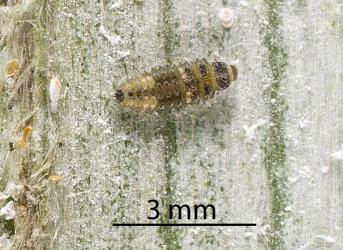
151;88;156;96
218;77;230;89
184;66;192;79
204;83;211;95
213;62;231;89
136;89;142;99
128;90;134;98
114;89;124;102
213;62;227;75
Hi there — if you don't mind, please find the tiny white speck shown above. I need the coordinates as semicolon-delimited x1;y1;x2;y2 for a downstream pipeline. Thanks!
321;164;330;174
284;206;292;211
330;147;343;161
244;232;253;238
299;119;307;129
99;25;121;46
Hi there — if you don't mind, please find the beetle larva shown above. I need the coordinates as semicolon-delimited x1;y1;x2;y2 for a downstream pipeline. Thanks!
114;59;238;111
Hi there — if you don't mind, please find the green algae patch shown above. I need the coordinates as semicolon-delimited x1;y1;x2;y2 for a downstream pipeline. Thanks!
156;1;181;248
158;0;178;65
260;0;289;249
157;112;181;250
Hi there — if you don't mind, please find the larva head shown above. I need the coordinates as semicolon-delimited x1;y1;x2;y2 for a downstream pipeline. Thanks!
228;64;238;82
114;89;124;103
213;62;238;90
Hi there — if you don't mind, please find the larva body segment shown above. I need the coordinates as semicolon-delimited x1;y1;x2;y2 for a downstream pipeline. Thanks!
114;59;238;111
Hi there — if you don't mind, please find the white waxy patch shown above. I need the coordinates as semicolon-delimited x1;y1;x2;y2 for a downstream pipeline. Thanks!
99;25;121;46
243;119;266;144
5;77;15;88
330;147;343;161
110;0;123;10
284;205;292;211
49;76;61;113
218;7;235;29
314;235;336;245
0;201;16;220
0;234;11;250
0;182;23;201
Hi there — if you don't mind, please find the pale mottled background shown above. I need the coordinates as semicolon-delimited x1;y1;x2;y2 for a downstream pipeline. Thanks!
0;0;342;249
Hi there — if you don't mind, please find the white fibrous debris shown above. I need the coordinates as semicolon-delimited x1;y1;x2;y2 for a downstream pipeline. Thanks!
103;127;112;134
218;7;235;29
284;205;292;211
240;1;249;7
5;77;15;88
110;0;123;10
117;50;130;59
0;201;16;220
0;182;23;201
99;25;121;46
0;235;11;250
301;235;336;249
26;193;38;206
314;235;335;244
330;147;343;161
49;76;61;113
313;235;336;248
259;224;269;235
244;232;253;238
243;119;266;144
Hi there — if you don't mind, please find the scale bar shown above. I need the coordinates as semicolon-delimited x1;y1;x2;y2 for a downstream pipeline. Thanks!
113;223;256;227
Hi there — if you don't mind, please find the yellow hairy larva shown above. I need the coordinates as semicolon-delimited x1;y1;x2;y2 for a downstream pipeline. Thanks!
49;76;61;113
18;126;32;149
114;59;238;111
